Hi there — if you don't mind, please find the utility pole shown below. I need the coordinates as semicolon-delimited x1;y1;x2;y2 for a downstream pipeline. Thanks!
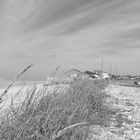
101;56;104;72
110;64;112;75
115;65;118;76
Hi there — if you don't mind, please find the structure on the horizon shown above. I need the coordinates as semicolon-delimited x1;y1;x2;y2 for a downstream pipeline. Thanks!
85;71;99;79
65;69;88;80
93;70;110;79
65;69;110;80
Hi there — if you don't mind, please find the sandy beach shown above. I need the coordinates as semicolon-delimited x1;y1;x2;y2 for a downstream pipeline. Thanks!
88;84;140;140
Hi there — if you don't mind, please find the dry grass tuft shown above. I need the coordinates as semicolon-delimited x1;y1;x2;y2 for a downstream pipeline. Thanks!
0;79;116;140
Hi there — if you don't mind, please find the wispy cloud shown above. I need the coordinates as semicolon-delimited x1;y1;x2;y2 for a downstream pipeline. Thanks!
0;0;140;79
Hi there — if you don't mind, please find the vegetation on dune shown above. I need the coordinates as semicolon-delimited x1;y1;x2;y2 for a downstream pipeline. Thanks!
0;79;116;140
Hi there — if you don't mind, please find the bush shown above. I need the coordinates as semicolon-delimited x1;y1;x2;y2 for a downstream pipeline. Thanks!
0;79;115;140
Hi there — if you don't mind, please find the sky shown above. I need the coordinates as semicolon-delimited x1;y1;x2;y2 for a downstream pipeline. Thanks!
0;0;140;80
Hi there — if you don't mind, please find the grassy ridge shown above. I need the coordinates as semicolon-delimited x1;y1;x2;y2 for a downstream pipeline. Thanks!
0;79;116;140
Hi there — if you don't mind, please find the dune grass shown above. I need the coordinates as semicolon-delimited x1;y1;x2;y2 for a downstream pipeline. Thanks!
0;79;116;140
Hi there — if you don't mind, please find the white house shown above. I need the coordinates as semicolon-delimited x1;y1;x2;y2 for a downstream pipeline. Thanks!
65;69;88;80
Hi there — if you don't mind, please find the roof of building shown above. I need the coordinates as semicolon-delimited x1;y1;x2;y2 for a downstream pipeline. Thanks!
65;69;85;75
93;70;104;73
85;71;96;75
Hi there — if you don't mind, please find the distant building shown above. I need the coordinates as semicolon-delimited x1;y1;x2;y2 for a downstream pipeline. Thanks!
85;71;99;79
102;72;110;79
93;70;110;79
93;70;103;75
65;69;88;80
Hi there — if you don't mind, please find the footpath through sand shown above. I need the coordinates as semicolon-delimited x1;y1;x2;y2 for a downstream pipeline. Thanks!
88;84;140;140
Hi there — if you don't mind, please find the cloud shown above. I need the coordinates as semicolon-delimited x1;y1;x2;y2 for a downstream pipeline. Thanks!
0;0;140;79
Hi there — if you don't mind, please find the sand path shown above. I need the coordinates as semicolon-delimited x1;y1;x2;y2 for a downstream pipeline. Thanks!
88;85;140;140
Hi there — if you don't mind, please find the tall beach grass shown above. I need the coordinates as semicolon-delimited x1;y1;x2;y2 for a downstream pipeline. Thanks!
0;78;116;140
